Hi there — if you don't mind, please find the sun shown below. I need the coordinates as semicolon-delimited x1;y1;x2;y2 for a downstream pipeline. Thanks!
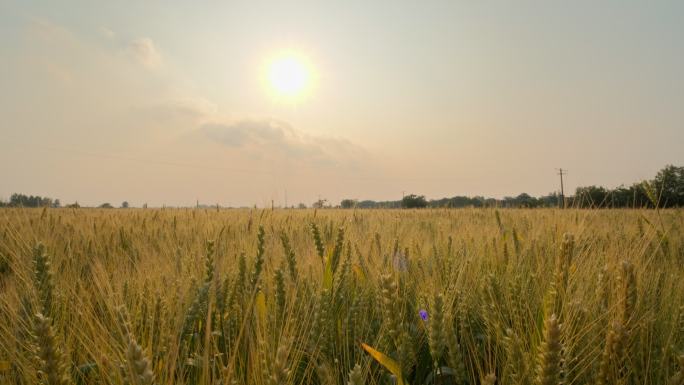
265;52;314;100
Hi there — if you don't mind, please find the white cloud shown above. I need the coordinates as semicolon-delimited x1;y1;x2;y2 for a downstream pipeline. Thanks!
128;38;162;69
200;119;367;167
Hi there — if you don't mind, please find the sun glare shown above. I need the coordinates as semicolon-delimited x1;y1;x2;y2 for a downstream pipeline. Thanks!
265;52;313;100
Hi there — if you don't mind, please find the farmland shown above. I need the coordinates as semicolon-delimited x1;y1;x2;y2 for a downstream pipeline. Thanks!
0;208;683;385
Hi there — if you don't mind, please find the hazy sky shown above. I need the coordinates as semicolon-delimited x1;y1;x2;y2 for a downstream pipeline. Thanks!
1;1;683;207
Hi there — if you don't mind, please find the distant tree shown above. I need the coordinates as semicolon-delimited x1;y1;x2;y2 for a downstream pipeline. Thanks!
312;198;328;209
502;196;516;208
401;194;428;209
297;203;307;209
572;181;653;208
575;186;609;208
430;198;447;208
537;193;560;207
357;200;378;209
514;193;539;207
653;165;684;207
9;193;53;207
610;185;633;208
9;194;23;207
52;199;61;208
121;201;129;208
99;203;113;209
340;199;358;209
472;196;486;207
262;166;684;210
66;202;80;208
484;198;498;207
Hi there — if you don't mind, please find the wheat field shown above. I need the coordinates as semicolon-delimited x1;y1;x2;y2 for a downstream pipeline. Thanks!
0;208;683;385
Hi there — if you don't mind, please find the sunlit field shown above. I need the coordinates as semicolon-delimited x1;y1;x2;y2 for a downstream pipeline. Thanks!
1;208;683;385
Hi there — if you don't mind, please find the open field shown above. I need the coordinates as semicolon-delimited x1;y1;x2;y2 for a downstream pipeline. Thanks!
1;208;683;385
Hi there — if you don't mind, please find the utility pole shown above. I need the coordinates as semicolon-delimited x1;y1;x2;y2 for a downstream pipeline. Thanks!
557;168;567;208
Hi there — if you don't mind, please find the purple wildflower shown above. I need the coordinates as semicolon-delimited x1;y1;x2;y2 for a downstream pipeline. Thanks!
419;309;428;321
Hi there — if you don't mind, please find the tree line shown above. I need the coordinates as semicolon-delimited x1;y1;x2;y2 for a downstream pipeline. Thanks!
2;165;681;209
0;194;62;208
340;192;562;209
340;165;684;209
0;194;129;209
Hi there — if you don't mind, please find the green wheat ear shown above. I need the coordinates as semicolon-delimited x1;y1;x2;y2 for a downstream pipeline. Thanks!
503;328;527;384
274;268;286;324
379;272;400;346
279;232;298;282
330;226;345;274
310;222;325;261
481;372;496;385
445;314;466;384
125;333;154;385
262;339;291;385
535;313;562;385
620;260;637;327
33;243;56;317
347;363;364;385
428;292;445;365
204;239;215;283
250;225;266;290
33;313;72;385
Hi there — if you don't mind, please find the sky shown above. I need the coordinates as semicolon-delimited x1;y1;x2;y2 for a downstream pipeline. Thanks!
1;0;683;207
